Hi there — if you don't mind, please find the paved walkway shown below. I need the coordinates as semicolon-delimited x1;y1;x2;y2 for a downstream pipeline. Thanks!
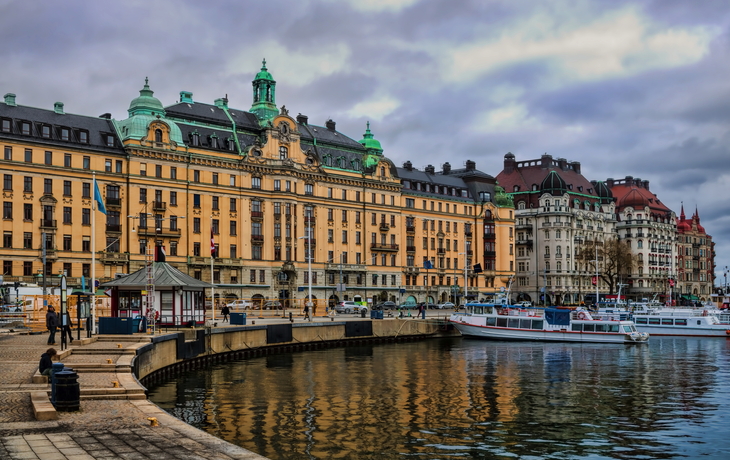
0;329;267;459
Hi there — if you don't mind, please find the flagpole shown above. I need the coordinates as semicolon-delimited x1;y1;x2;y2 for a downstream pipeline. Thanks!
91;172;97;335
211;219;215;322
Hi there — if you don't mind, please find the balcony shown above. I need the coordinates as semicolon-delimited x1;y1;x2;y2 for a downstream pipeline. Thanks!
516;239;533;246
40;219;57;229
465;230;472;237
304;239;316;247
371;243;399;252
136;227;182;237
437;248;446;255
251;211;264;221
406;225;416;233
516;223;532;230
106;197;122;207
251;234;264;243
484;250;496;258
42;249;58;260
100;251;130;264
484;232;496;239
406;245;416;252
379;223;390;232
325;263;366;272
152;201;166;212
304;216;316;226
106;224;122;233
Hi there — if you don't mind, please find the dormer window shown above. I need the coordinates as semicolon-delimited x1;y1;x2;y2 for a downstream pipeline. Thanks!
79;131;88;143
210;135;218;149
155;129;163;143
227;137;236;151
21;122;30;135
352;159;360;170
513;185;519;192
532;184;538;191
380;166;385;176
60;128;70;141
279;146;288;159
191;131;200;146
105;135;115;147
41;125;51;138
1;119;10;133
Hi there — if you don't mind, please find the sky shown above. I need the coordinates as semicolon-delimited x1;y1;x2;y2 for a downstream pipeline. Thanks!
2;0;729;285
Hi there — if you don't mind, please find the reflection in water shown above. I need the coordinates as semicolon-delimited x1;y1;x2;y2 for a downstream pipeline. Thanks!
148;338;730;459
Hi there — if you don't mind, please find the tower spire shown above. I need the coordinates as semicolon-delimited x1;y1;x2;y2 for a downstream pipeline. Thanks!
250;58;278;124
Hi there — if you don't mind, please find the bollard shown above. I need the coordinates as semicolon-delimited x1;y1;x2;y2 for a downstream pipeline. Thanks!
289;312;293;323
54;369;80;412
106;358;113;364
112;381;120;388
148;417;159;427
117;344;122;348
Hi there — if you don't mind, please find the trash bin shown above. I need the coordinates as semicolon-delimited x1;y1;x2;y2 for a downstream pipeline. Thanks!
230;312;247;325
99;317;135;334
361;309;367;318
54;369;80;412
375;310;384;320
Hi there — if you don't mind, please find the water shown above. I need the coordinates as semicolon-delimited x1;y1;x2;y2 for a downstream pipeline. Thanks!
147;337;730;459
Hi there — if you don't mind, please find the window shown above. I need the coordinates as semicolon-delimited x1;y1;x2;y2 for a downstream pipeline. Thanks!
3;175;11;191
44;150;53;165
105;159;112;172
212;173;218;185
230;198;237;211
230;220;237;236
341;189;347;200
212;196;219;210
1;119;10;133
82;156;90;169
274;180;281;191
305;183;313;195
170;191;177;206
342;210;348;222
24;232;33;249
279;146;288;159
193;194;200;208
193;170;200;182
23;177;32;192
63;207;71;224
4;146;12;160
106;135;115;147
24;148;32;163
170;167;177;179
193;242;201;256
2;231;11;248
82;236;91;252
82;182;90;198
252;177;261;189
79;131;88;143
21;122;30;135
156;165;162;178
193;218;201;233
342;230;348;243
44;178;52;194
170;241;178;256
140;188;147;203
82;208;90;225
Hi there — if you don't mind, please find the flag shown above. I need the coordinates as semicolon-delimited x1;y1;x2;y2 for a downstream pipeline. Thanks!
473;263;483;274
93;177;107;214
424;260;433;269
210;228;216;258
668;278;675;287
591;276;597;285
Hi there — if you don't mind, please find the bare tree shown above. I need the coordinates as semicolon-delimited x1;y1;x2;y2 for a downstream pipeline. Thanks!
576;238;636;295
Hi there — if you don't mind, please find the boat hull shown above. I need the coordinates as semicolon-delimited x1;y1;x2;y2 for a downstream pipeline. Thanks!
450;320;644;344
632;325;730;337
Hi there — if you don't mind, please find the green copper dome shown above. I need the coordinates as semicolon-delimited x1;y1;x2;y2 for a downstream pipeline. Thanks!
116;78;183;145
128;77;165;117
359;121;383;155
255;59;274;81
494;185;514;208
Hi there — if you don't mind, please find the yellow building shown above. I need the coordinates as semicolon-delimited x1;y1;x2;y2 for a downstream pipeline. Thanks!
1;62;515;310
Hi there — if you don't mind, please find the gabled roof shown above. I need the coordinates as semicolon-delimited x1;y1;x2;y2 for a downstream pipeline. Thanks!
100;262;213;290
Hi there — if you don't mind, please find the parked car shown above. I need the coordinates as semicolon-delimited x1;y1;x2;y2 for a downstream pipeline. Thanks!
226;299;251;310
375;301;396;310
424;303;439;309
335;301;368;314
399;303;417;310
516;301;533;308
438;302;455;309
262;301;282;310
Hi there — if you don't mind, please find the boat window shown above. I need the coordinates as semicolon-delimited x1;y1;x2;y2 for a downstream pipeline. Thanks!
572;324;582;332
583;324;595;332
486;317;496;326
609;324;619;332
635;317;647;324
649;318;661;325
474;306;483;314
623;325;633;333
696;320;702;326
508;318;520;328
531;320;543;330
595;324;607;332
485;307;493;315
497;318;508;327
661;318;673;325
675;318;687;326
520;319;532;329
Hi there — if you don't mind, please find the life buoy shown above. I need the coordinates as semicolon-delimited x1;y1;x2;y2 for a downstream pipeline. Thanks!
578;311;587;320
725;330;730;335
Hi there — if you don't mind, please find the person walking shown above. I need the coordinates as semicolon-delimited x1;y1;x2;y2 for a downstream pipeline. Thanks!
303;303;310;321
45;306;59;345
221;305;230;323
62;310;74;343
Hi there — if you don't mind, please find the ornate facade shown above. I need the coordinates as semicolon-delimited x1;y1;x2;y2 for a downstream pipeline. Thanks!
0;62;515;310
676;206;715;303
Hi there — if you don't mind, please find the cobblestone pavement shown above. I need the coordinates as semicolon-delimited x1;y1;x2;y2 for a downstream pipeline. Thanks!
0;331;266;459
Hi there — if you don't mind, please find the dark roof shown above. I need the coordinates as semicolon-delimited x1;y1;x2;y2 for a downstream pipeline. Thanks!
165;101;261;131
298;123;365;150
0;100;124;155
100;262;213;290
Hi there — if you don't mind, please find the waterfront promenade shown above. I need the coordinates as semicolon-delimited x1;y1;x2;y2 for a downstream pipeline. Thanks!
0;312;446;459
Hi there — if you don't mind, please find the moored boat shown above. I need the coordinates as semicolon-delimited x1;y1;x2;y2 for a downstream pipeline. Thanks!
449;304;648;344
630;308;730;337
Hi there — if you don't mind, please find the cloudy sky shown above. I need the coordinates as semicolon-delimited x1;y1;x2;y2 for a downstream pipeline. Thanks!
2;0;730;284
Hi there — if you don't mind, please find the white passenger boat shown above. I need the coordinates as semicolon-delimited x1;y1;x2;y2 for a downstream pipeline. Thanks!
630;308;730;337
449;304;648;344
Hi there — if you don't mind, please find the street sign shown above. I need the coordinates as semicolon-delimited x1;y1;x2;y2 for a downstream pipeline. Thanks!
104;289;112;297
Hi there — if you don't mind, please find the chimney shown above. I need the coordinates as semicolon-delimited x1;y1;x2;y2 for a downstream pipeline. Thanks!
606;178;615;188
558;157;568;170
297;113;308;125
403;161;413;171
99;113;112;119
214;97;228;109
3;93;16;106
541;153;552;168
425;164;435;175
325;119;336;131
180;91;194;103
465;160;476;171
643;180;650;191
570;161;581;175
54;102;64;114
442;162;451;175
503;152;516;174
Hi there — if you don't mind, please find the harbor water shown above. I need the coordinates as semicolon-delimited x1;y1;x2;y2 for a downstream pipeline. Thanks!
148;337;730;459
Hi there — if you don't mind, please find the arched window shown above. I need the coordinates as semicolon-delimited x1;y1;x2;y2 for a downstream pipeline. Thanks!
279;146;288;159
637;240;643;249
380;166;386;176
518;201;526;210
556;230;561;239
513;185;520;192
155;129;163;143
